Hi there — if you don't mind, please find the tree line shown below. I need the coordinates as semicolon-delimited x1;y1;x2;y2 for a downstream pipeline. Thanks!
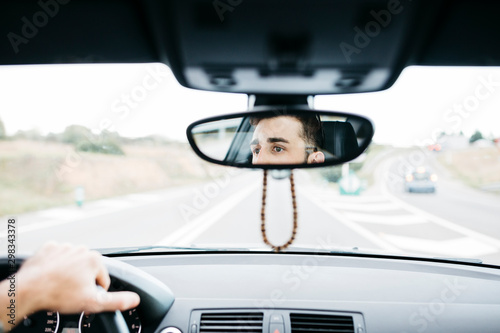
0;118;174;155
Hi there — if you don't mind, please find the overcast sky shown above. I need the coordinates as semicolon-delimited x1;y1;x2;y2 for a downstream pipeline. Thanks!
1;64;499;146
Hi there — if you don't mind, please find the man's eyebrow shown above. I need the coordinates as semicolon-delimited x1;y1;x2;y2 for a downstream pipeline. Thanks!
267;137;289;144
250;139;259;146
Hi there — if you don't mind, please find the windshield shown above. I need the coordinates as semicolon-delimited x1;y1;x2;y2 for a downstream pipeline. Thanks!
1;64;499;265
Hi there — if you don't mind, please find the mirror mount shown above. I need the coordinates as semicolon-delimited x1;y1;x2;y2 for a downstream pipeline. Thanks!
270;169;292;180
252;94;311;108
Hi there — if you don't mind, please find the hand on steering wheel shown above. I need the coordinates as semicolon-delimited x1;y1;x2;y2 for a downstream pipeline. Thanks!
0;242;140;330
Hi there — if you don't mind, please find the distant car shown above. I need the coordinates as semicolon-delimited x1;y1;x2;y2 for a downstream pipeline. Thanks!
427;143;442;152
405;167;438;193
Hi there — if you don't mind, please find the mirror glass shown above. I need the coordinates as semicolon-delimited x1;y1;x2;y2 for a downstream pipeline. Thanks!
187;108;374;169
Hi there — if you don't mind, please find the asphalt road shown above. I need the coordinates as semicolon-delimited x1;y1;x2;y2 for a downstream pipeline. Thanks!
2;149;500;265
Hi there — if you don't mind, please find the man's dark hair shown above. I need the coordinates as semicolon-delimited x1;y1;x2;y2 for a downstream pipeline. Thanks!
250;114;323;148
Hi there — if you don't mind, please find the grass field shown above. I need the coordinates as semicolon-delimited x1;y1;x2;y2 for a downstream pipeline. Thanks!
437;146;500;191
0;139;223;216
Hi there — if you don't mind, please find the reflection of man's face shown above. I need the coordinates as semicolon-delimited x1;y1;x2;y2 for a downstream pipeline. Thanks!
250;116;324;165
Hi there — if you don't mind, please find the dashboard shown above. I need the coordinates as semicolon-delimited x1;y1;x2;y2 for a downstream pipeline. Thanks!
9;252;500;333
16;299;141;333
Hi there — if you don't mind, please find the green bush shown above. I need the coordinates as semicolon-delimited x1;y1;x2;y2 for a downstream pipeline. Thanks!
469;130;483;143
61;125;93;144
76;139;124;155
62;125;124;155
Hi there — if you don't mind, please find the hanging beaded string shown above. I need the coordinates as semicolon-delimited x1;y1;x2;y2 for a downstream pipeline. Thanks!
261;169;298;252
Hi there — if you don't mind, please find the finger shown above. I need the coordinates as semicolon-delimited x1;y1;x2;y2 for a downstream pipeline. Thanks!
35;241;59;258
90;250;111;291
95;262;111;291
94;291;141;312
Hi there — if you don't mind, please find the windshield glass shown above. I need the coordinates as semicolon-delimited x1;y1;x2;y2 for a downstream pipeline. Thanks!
1;64;499;265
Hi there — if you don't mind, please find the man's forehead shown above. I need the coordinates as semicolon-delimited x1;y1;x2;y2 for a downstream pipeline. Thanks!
254;116;302;137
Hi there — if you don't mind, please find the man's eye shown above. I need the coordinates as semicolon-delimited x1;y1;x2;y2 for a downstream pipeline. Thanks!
252;148;260;155
273;146;284;153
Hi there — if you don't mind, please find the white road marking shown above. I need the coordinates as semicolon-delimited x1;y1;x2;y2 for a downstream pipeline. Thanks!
155;183;260;247
299;188;403;253
37;208;91;220
0;205;125;236
301;181;500;257
307;191;389;204
296;155;500;259
0;175;253;239
380;234;498;257
123;194;162;202
0;192;171;237
92;199;135;209
381;184;500;250
329;201;401;212
341;212;427;225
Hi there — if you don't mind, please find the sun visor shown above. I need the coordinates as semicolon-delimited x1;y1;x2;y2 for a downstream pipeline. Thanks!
151;0;421;94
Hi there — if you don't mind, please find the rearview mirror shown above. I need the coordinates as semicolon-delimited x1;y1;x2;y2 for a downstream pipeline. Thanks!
186;107;374;169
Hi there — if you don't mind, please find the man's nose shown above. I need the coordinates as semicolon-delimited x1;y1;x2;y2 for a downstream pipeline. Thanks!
254;150;270;164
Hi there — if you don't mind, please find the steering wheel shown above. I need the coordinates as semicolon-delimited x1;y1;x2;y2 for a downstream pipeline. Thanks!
99;311;130;333
0;256;174;333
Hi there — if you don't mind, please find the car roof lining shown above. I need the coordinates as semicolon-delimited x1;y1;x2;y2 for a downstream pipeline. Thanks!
1;0;499;95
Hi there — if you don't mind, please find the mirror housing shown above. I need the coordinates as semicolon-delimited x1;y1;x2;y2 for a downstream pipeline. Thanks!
186;106;374;169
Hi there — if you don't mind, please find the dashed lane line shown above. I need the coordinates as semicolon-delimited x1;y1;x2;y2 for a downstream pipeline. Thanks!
381;183;500;251
299;188;403;253
301;184;500;257
155;183;260;247
0;191;188;238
